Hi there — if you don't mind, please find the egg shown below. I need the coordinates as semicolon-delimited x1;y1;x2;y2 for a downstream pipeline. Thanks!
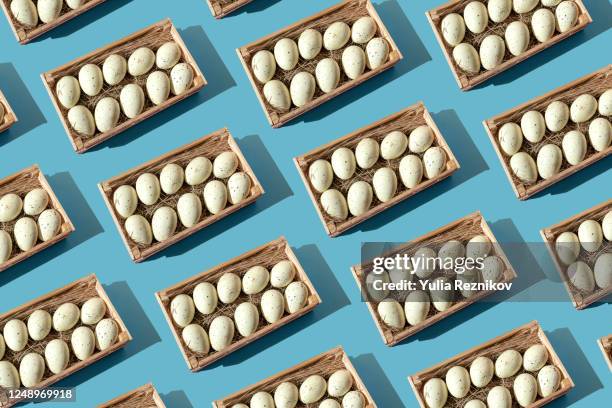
365;37;389;70
578;219;603;252
158;163;184;195
495;349;522;378
488;0;511;22
44;339;69;374
523;344;549;371
242;265;269;295
603;211;612;241
264;262;293;291
568;261;595;292
146;71;171;106
120;84;145;119
594;253;612;289
555;231;580;265
532;8;556;42
234;302;259;337
81;297;106;325
251;50;276;83
342;45;366;80
285;281;309;313
372;167;397;202
556;0;578;32
466;235;492;260
152;206;178;241
181;324;209;353
0;193;22;222
331;147;356;180
289;71;315;108
452;43;480;73
487;385;512;408
510;152;537;183
209;316;235;351
66;0;85;8
0;361;20;389
599;89;612;115
300;374;327;403
309;160;333;193
397;156;424;190
423;378;448;408
409;125;434;153
185;156;212;185
23;188;48;216
170;294;195;328
274;38;299;71
226;172;251;205
413;247;436;278
588;118;611;152
95;318;118;350
53;303;79;331
102;54;127;85
355;138;379;169
537;365;561;397
381;130;408;160
441;13;466;46
14;217;38;251
323;21;350;50
562;130;586;165
446;365;470;398
403;290;430;325
0;231;12;263
465;401;486;408
251;391;275;408
347;181;373;216
570;94;597;123
10;0;38;27
156;41;181;70
128;47;155;76
464;1;488;34
521;110;546;144
71;326;95;360
315;58;341;93
298;29;322;60
342;390;365;408
423;146;447;179
274;382;298;408
56;76;81;109
431;276;455;311
124;214;152;245
37;0;61;23
542;0;562;5
261;289;285;323
193;282;217;315
19;352;45;387
135;173;160;205
545;100;570;132
78;64;103;97
439;240;466;265
513;373;537;407
498;122;523;156
376;299;404;329
470;356;494;387
68;105;95;137
203;180;228;214
505;21;530;56
170;63;194;95
263;80;291;111
0;334;4;360
94;97;120;133
320;189;348;220
3;319;27;351
514;0;538;13
480;35;505;70
217;272;241;304
536;143;562;179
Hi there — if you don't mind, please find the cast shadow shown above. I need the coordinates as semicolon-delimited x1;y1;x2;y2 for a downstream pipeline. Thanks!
353;353;404;408
546;328;603;407
539;155;611;198
161;390;194;408
0;63;46;147
233;0;283;16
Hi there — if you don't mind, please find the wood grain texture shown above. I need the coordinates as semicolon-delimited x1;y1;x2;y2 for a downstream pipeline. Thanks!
0;88;17;133
409;321;574;408
351;211;517;346
540;198;611;309
483;65;612;200
41;18;206;153
597;335;612;371
212;346;376;407
294;102;459;237
97;383;166;408
99;128;264;262
237;0;402;127
426;0;592;90
0;0;108;44
0;165;75;273
206;0;254;18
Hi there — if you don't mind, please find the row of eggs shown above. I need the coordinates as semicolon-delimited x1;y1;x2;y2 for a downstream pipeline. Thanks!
423;344;562;408
445;1;580;73
10;0;86;27
0;297;119;389
231;370;366;408
0;189;62;262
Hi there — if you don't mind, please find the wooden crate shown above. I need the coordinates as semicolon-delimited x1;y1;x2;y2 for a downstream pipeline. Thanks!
206;0;254;18
426;0;592;91
0;88;17;133
483;65;612;200
0;274;131;408
0;165;75;273
41;18;207;153
597;335;612;371
97;383;166;408
540;198;611;309
0;0;108;44
294;102;459;237
409;321;574;408
237;0;403;127
99;128;264;262
212;346;376;407
351;211;517;346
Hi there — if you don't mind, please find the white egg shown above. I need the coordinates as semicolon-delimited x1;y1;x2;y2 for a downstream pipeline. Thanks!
0;361;20;389
323;21;350;50
320;189;348;220
523;344;549;372
274;382;299;408
308;159;334;193
193;282;217;315
404;290;430;325
151;206;177;242
409;125;434;153
347;180;373;216
274;38;299;71
261;289;285;323
315;58;341;93
217;273;241;304
342;390;365;408
10;0;38;27
81;297;106;325
170;294;195;328
170;63;194;95
209;316;235;351
68;105;95;137
495;349;522;378
331;147;357;180
203;180;228;214
381;130;408;160
372;167;397;202
44;339;69;374
263;80;291;111
555;0;578;33
562;130;587;165
599;89;612;116
156;41;181;70
135;173;160;205
513;373;537;407
532;8;556;42
366;271;390;301
251;50;276;83
185;156;212;185
542;0;562;5
480;35;505;70
377;300;405;329
452;43;481;73
78;64;103;97
423;146;447;179
300;375;327;403
71;326;95;361
128;47;155;76
588;118;611;152
513;0;538;13
120;83;145;119
53;303;79;332
505;21;530;56
94;97;120;133
446;365;470;398
464;400;486;408
498;122;523;156
488;0;511;22
19;352;45;387
285;281;309;313
342;45;366;80
102;54;127;85
603;211;612;241
431;275;455;311
482;256;504;283
55;76;81;109
95;318;118;350
0;193;22;222
555;231;580;265
578;219;603;252
14;217;38;251
66;0;85;8
594;253;612;289
23;188;48;215
3;319;27;351
298;29;322;60
124;214;152;245
470;356;494;387
242;265;270;295
289;71;315;108
0;231;12;263
536;143;562;179
234;302;259;337
487;385;512;408
351;17;376;44
545;100;570;132
159;163;184;195
227;172;251;205
538;365;561;397
365;37;389;70
571;93;598;123
270;260;295;288
355;138;379;169
146;71;171;106
464;1;488;34
251;391;274;408
423;378;448;408
441;13;466;46
510;152;537;183
181;323;209;354
413;247;436;278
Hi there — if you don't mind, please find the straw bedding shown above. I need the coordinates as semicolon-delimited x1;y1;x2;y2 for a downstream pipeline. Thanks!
1;0;99;35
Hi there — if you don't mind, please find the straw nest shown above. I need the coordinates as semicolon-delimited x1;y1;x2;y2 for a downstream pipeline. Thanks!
101;386;159;408
1;0;98;35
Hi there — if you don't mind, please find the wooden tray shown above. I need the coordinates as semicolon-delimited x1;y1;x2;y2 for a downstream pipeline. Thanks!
409;321;574;408
0;274;131;408
598;335;612;371
207;0;253;18
156;236;321;371
97;383;166;408
294;102;459;237
41;18;206;153
0;0;108;44
0;165;75;273
483;65;612;200
426;0;592;91
99;128;263;262
237;0;402;127
540;198;611;309
351;211;517;346
0;88;17;133
212;346;376;407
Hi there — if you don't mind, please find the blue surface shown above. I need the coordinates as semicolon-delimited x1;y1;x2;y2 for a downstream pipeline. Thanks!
0;0;610;406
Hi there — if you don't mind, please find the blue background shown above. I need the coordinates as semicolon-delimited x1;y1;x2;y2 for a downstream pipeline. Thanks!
0;0;610;406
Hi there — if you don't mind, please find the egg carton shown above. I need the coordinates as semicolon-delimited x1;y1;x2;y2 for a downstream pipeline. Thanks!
540;198;611;309
236;0;402;128
0;0;108;44
98;128;263;262
294;102;459;237
427;0;592;91
212;346;376;407
97;383;166;408
0;274;131;408
0;88;17;133
483;65;612;200
409;321;574;408
206;0;253;19
351;211;517;346
41;18;206;153
0;165;74;273
597;335;612;372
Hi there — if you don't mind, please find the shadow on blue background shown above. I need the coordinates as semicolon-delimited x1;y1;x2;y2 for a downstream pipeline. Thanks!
540;155;611;199
162;390;194;408
354;353;404;408
0;63;46;148
225;0;283;17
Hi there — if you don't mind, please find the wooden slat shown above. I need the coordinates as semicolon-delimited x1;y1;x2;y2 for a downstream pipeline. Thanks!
97;383;166;408
0;88;17;133
597;335;612;371
206;0;254;18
